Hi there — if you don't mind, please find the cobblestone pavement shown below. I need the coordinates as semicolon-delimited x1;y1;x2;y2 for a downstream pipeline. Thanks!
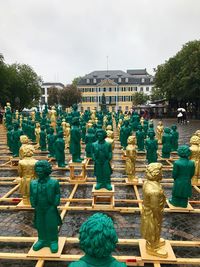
0;119;199;266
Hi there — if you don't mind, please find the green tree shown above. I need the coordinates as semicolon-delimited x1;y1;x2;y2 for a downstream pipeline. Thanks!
154;40;200;107
72;76;82;86
0;62;42;110
59;84;81;108
150;87;165;101
48;87;60;106
132;92;149;106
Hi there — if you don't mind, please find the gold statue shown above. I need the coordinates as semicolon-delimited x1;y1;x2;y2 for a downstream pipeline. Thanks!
86;120;93;130
15;110;19;120
91;110;96;123
19;135;29;159
117;119;123;140
141;163;167;258
125;136;137;182
18;145;37;204
65;123;71;148
61;118;67;134
35;123;41;148
190;135;200;185
49;106;57;128
105;130;115;151
156;121;164;145
30;110;35;121
140;116;144;127
106;125;114;139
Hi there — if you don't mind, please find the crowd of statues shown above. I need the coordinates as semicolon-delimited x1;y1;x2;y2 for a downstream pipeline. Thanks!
3;102;200;262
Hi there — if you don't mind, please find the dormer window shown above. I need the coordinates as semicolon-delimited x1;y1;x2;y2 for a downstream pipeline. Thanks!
141;78;145;83
93;78;96;83
150;77;153;82
86;78;90;84
125;77;129;83
118;77;121;83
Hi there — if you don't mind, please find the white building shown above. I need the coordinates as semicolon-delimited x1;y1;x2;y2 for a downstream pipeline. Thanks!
40;82;64;104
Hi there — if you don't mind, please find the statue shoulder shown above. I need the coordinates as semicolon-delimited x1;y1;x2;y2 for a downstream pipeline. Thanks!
68;260;87;267
110;259;127;267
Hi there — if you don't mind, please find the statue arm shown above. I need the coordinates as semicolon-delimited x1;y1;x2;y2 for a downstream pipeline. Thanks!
54;180;61;206
172;162;178;180
30;182;36;208
18;163;23;178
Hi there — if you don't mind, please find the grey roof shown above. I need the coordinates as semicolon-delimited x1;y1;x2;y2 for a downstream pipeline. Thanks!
42;82;64;87
78;69;154;86
127;69;148;75
84;70;132;79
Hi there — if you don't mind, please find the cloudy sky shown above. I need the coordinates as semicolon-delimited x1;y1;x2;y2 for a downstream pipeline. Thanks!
1;0;200;84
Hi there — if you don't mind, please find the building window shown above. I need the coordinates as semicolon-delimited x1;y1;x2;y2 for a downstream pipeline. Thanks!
41;96;45;104
118;77;121;83
109;88;112;92
146;87;149;91
87;107;90;111
41;88;45;95
125;96;129;101
125;106;128;111
141;78;145;83
140;87;143;92
93;78;96;83
134;87;137;91
150;77;153;82
118;96;123;101
86;78;90;84
125;77;129;83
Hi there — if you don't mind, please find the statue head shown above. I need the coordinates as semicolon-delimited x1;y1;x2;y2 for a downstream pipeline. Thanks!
171;124;177;131
164;127;171;134
72;103;78;111
7;125;13;131
66;123;70;127
138;125;143;131
124;120;129;126
79;213;118;258
49;127;54;134
13;122;19;130
190;135;200;145
35;160;52;179
22;145;35;158
72;117;80;126
96;129;107;141
148;131;155;139
106;125;112;131
106;130;113;138
146;163;163;182
194;130;200;138
88;127;94;134
177;145;191;158
57;131;63;138
20;135;29;144
41;125;45;131
127;135;136;145
158;121;163;126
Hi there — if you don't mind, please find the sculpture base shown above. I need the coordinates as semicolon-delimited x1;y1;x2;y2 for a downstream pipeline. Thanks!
17;200;31;208
125;177;143;185
92;184;115;209
69;159;88;183
166;200;193;211
28;237;65;258
139;239;176;262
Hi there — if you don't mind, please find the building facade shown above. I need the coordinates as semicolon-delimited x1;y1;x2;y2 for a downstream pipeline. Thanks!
40;82;64;105
77;69;154;112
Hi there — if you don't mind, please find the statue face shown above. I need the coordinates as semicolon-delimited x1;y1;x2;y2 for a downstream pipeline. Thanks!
97;131;105;141
35;165;45;180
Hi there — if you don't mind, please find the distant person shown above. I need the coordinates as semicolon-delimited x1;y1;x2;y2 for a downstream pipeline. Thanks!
182;111;187;124
177;112;183;124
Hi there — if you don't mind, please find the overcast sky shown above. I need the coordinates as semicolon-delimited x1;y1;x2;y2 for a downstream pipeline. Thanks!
1;0;200;84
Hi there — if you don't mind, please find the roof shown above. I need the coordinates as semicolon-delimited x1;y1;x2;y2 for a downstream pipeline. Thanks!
84;70;131;79
127;69;148;75
42;82;64;87
97;78;118;87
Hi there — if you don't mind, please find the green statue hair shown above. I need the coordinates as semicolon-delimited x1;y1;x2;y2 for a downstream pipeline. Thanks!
35;160;52;176
79;213;118;258
177;145;191;158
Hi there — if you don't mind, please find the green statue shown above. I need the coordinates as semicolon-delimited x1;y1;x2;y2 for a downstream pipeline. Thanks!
169;145;195;208
71;103;80;118
120;120;132;149
92;129;112;190
30;160;62;253
12;122;23;157
145;132;158;164
162;127;172;158
70;117;82;163
136;125;145;151
47;127;56;158
39;125;47;151
7;125;13;152
85;127;96;158
171;125;179;151
69;213;126;267
54;131;66;167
